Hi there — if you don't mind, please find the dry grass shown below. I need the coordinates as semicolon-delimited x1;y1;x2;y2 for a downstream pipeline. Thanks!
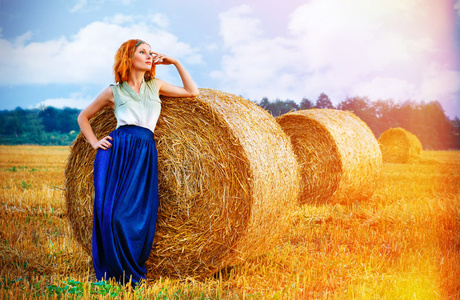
65;88;300;279
1;146;459;299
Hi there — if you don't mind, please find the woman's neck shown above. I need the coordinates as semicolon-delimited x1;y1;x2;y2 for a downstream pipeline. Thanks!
127;71;144;94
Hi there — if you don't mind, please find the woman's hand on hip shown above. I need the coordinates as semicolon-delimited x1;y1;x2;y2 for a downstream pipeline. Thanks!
93;136;113;150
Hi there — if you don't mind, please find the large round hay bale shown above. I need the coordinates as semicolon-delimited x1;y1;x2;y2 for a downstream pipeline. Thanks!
276;109;382;205
65;88;299;278
378;127;423;163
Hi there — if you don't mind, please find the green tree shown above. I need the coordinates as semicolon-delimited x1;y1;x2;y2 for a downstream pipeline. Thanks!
23;110;45;144
39;107;60;132
0;107;81;145
258;98;299;117
418;101;455;149
2;112;23;136
59;107;80;133
371;99;399;137
315;93;334;109
259;97;270;111
299;97;314;110
338;96;378;136
452;117;460;149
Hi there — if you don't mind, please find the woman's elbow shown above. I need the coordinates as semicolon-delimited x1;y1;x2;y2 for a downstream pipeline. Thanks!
77;111;88;126
190;89;200;97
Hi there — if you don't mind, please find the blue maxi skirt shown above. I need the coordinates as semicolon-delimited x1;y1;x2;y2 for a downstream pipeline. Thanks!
92;125;159;286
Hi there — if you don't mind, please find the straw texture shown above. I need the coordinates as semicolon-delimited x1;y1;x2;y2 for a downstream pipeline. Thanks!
378;127;423;163
65;88;300;278
276;109;382;205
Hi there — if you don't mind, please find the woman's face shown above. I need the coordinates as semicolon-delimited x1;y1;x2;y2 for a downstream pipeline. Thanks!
131;43;154;72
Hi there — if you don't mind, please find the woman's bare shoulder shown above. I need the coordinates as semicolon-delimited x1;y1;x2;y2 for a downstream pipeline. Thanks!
98;86;115;106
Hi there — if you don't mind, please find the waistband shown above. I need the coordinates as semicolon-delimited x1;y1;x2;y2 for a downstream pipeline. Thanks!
115;125;154;140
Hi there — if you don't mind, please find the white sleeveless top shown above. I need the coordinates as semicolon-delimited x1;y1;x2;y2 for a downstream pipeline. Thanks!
110;79;162;133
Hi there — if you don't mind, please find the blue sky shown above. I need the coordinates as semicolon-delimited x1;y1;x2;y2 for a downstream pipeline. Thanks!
1;0;459;118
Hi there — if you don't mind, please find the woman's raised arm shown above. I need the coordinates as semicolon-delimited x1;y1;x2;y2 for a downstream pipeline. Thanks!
152;53;199;98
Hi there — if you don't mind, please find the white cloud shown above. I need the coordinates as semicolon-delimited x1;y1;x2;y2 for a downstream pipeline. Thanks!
419;65;460;99
14;31;33;47
219;5;262;48
205;43;219;52
70;0;136;13
70;0;88;13
417;65;460;116
33;92;92;109
352;78;417;101
149;13;170;29
213;1;459;117
455;0;460;16
108;14;136;25
212;5;302;99
0;14;202;86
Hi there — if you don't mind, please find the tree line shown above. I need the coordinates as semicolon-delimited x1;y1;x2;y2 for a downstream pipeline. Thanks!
0;94;459;149
0;107;80;145
257;93;459;150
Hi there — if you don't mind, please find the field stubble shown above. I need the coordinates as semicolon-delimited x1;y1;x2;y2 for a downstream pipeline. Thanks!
0;145;459;299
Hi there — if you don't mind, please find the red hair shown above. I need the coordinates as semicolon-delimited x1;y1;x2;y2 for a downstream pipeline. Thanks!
113;39;156;83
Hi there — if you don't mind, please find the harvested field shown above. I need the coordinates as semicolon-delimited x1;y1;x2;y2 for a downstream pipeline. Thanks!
1;148;459;299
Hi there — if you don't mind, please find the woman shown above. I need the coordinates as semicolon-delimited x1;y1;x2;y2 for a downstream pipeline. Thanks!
77;39;199;286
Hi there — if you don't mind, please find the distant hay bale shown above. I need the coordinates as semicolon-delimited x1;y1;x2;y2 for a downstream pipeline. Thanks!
378;127;423;164
276;109;382;205
65;88;300;279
